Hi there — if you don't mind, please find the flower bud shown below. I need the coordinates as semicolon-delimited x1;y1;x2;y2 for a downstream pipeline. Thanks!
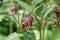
22;15;33;30
54;19;58;27
22;18;29;30
28;16;33;27
22;24;27;30
54;9;60;17
10;4;18;15
43;21;47;26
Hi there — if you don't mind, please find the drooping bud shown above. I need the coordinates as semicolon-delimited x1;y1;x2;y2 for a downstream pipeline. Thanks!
54;9;60;17
22;15;33;30
22;18;28;30
22;24;27;30
28;16;33;27
54;19;58;27
43;21;47;26
10;3;18;15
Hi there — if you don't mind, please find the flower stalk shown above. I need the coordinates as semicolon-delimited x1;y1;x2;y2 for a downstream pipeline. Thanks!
9;17;13;34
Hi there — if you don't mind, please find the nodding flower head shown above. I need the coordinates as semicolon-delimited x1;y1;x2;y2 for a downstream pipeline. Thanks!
22;15;33;30
54;9;60;17
10;4;18;14
28;16;33;26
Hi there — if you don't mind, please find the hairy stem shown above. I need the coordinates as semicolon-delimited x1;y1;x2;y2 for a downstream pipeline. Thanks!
33;13;42;40
52;25;54;40
9;17;13;34
41;7;49;40
17;12;20;32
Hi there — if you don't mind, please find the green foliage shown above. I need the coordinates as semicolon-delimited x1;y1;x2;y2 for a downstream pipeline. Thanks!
0;0;60;40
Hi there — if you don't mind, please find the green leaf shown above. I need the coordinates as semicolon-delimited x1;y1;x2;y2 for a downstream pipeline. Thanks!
6;32;23;40
54;0;60;7
21;30;36;40
54;28;60;40
32;0;43;6
43;29;52;40
35;3;44;17
0;15;4;22
0;34;7;40
33;30;40;40
16;0;31;10
43;7;53;19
